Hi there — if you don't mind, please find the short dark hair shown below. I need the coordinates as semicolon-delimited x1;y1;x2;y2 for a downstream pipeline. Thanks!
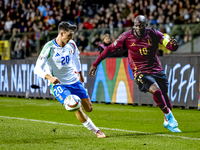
58;22;77;32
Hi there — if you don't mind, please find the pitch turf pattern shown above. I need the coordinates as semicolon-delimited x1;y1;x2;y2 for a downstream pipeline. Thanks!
0;97;200;150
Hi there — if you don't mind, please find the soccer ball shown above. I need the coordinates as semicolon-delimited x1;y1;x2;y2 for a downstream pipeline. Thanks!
64;95;81;112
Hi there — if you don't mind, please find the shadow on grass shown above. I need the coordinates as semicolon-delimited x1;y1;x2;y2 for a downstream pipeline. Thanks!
175;130;200;134
108;132;151;138
2;136;83;145
105;130;196;138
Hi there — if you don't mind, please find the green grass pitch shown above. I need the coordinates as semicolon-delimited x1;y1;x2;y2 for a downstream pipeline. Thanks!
0;97;200;150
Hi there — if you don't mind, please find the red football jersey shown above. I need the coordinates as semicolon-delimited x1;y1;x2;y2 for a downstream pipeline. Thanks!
93;28;178;78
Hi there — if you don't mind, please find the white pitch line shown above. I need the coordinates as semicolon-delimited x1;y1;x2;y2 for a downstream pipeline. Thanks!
0;116;200;141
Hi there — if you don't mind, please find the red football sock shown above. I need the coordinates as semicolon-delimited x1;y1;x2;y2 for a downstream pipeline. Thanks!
163;94;172;111
153;89;170;114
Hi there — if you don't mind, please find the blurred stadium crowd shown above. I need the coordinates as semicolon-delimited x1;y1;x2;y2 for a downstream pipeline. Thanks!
0;0;200;58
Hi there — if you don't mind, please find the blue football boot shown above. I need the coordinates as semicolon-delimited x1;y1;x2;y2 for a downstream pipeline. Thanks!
163;115;181;132
163;122;181;132
164;111;178;128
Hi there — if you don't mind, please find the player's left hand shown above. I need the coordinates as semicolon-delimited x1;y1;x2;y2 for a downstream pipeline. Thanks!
89;66;97;77
78;72;84;83
169;38;178;46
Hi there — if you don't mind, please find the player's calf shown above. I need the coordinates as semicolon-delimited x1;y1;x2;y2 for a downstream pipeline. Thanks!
153;89;170;114
163;93;172;110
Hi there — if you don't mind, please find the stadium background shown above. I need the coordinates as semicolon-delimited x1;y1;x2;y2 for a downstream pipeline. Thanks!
0;0;200;109
0;56;199;108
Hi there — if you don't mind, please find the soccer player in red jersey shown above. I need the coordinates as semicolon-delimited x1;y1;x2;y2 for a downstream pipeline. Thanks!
89;15;181;132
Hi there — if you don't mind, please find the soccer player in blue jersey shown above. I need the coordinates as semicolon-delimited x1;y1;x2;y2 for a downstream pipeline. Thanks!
34;22;106;138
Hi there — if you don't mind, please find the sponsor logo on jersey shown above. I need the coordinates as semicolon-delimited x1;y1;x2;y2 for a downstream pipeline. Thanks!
55;53;60;57
131;42;136;46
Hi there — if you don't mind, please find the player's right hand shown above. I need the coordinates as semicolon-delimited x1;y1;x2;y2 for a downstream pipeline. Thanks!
89;66;97;77
50;77;61;85
169;37;178;46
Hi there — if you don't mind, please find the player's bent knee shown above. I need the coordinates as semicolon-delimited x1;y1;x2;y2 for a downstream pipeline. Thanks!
81;97;93;112
149;83;160;94
83;103;93;112
85;106;93;112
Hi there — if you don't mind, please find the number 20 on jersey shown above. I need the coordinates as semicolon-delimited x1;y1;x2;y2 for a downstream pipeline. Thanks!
61;56;70;65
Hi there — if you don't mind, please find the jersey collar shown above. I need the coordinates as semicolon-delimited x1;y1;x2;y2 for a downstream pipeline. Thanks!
53;39;61;47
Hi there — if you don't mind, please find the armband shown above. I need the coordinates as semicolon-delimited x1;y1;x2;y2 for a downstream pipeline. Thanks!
162;38;170;47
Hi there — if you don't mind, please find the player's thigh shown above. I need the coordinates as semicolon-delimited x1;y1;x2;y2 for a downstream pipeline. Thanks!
135;73;157;93
81;97;93;112
52;85;71;104
70;81;91;112
153;71;169;94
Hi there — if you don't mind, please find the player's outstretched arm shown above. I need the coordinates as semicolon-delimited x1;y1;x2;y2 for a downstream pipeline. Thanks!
89;45;114;77
153;29;179;51
89;31;128;77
